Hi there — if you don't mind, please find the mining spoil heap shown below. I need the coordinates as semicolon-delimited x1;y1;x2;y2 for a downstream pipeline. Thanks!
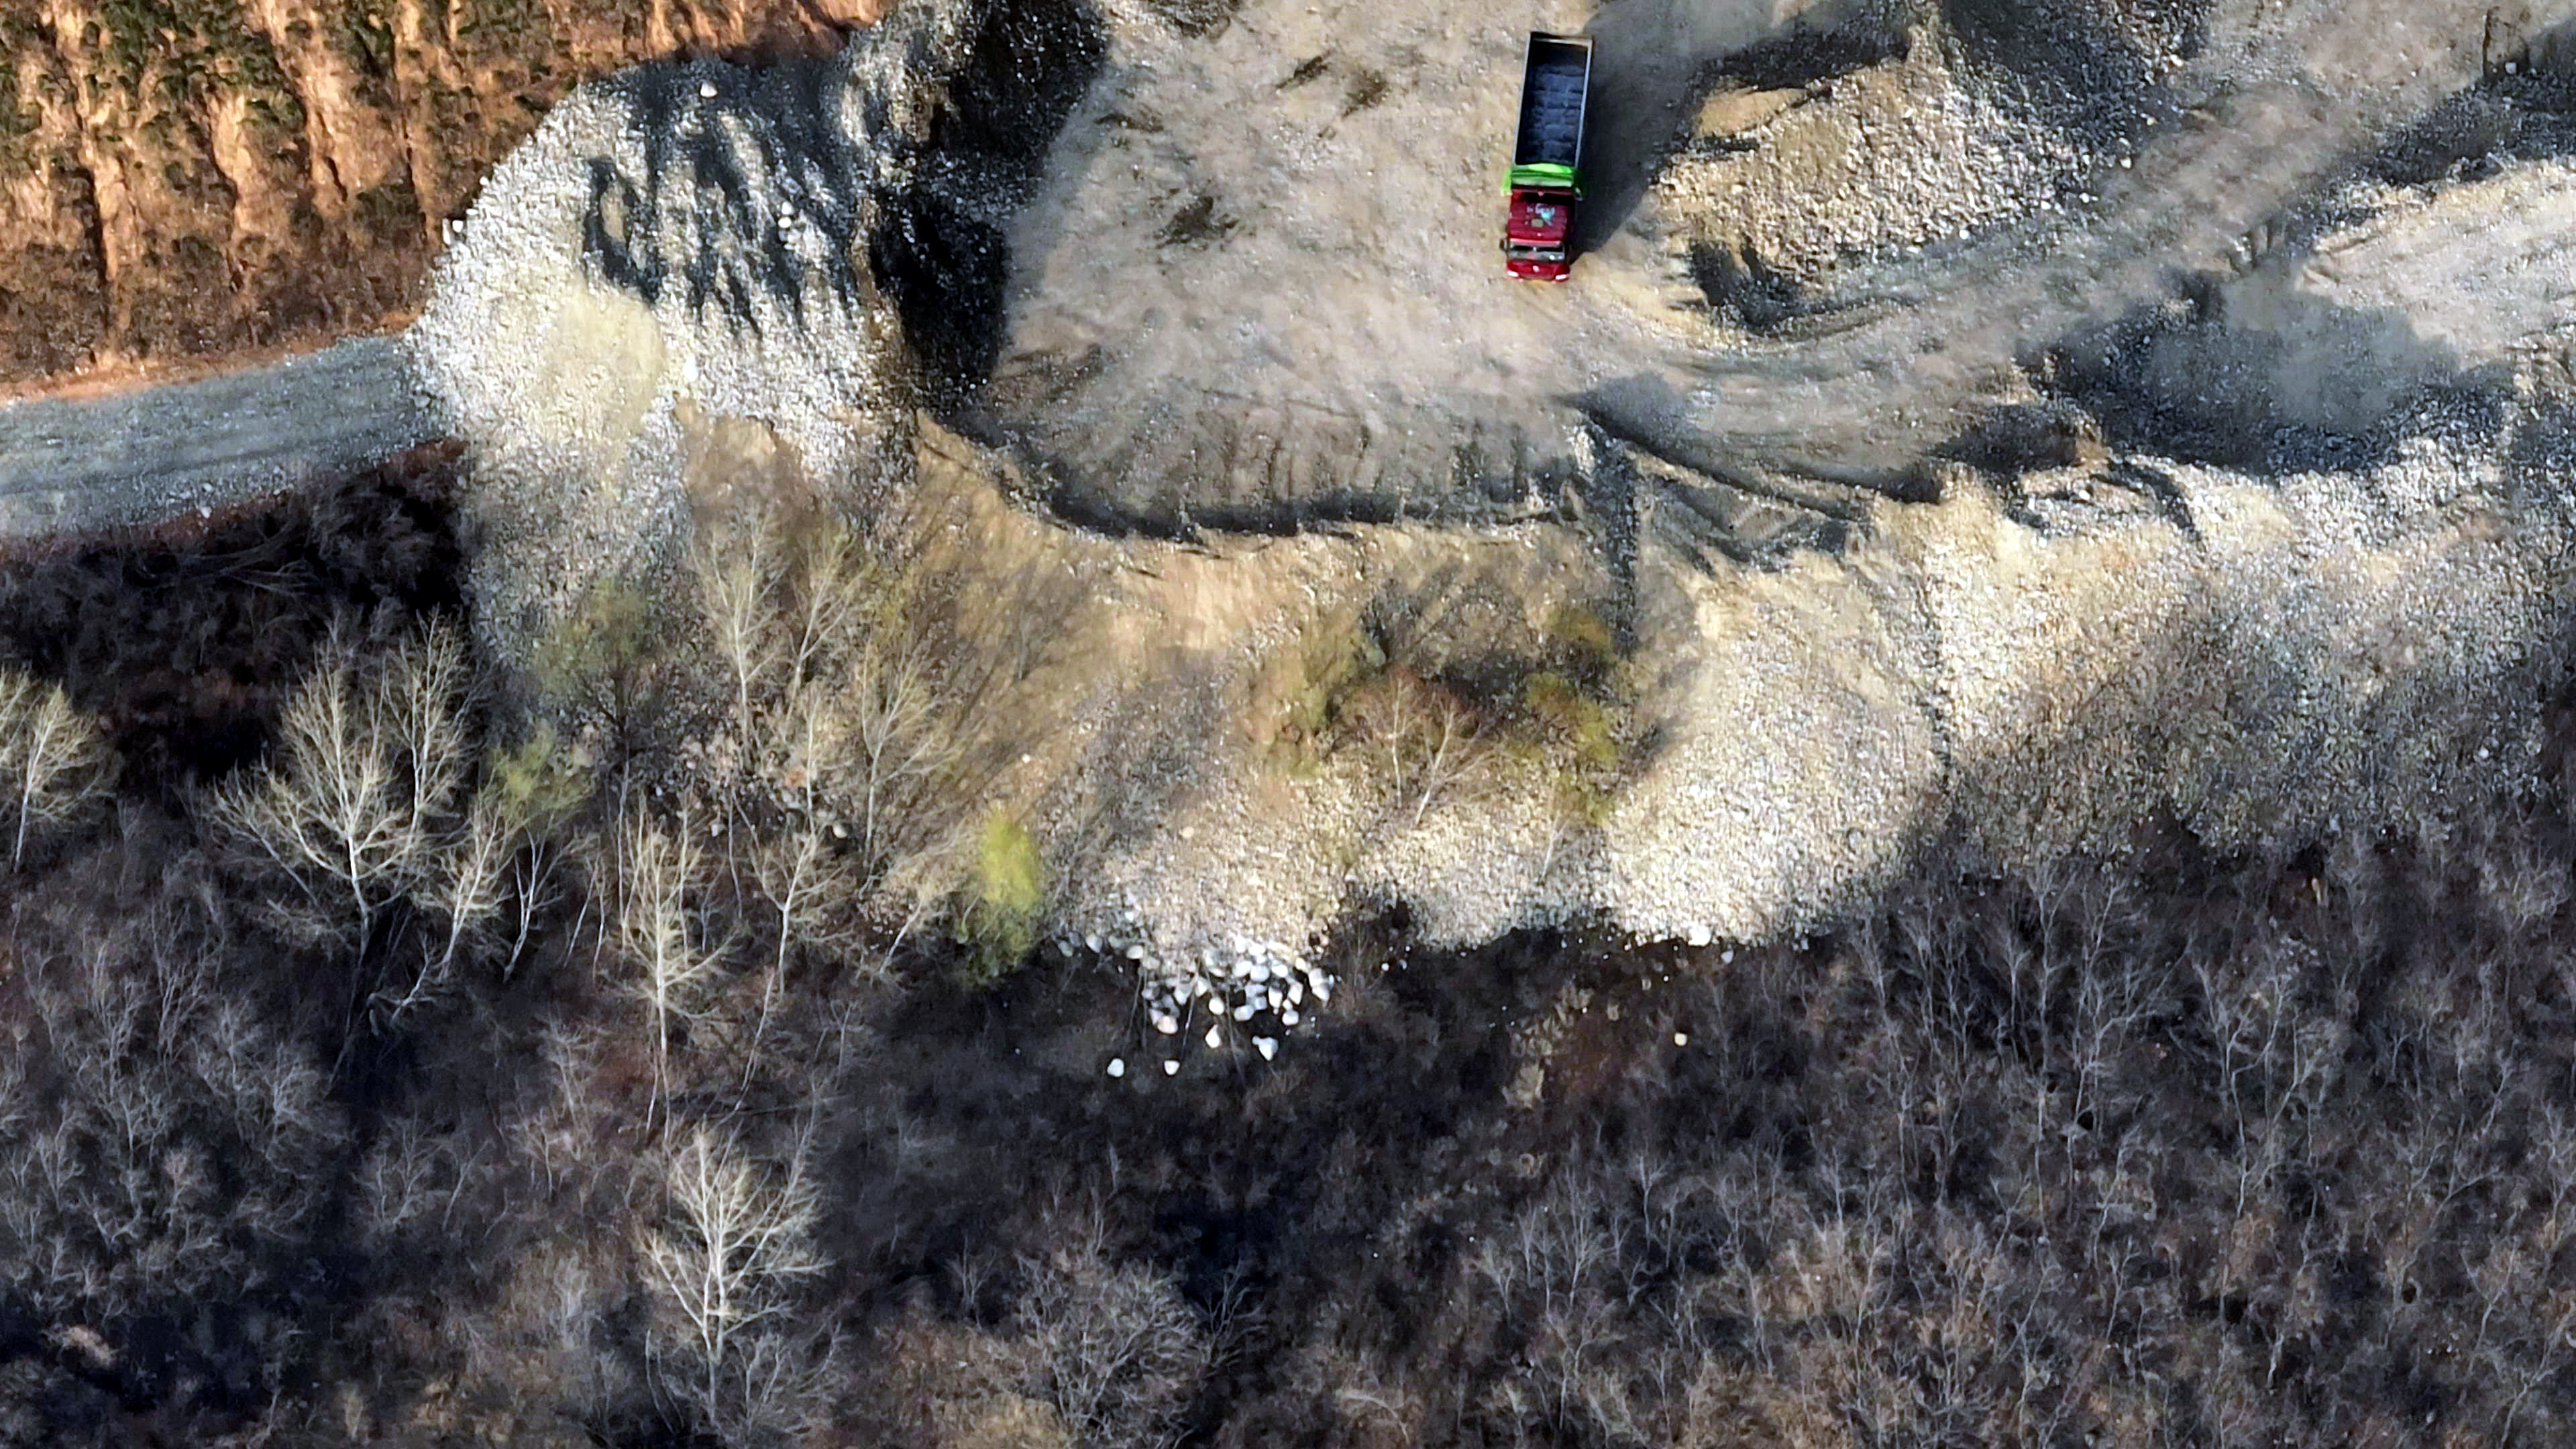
388;0;2576;1004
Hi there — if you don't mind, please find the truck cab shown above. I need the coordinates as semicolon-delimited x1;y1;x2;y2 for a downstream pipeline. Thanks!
1504;188;1575;281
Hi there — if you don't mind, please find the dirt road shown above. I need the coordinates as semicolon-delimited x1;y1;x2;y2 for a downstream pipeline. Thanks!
0;336;439;538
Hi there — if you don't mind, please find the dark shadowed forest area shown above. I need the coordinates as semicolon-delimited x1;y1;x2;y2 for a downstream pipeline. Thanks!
8;472;2576;1449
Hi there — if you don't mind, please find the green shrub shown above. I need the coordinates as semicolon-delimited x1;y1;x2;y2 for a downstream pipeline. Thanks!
486;722;590;834
954;810;1043;989
529;576;678;775
1271;608;1385;772
1523;672;1618;773
1543;602;1617;678
1521;670;1621;824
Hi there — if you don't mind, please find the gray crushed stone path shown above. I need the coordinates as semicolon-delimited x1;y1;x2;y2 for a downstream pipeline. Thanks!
0;336;442;539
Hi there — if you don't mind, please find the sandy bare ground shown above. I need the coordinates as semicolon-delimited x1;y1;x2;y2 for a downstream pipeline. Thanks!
987;0;1792;523
993;0;2537;508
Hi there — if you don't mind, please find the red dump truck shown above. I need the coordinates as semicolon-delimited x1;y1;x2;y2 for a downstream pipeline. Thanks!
1503;33;1593;282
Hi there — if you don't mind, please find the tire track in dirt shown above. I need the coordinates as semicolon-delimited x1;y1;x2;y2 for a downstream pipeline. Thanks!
1604;0;2508;480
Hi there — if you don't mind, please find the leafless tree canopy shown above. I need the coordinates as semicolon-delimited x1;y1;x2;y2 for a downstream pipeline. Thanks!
205;621;473;943
0;884;344;1330
0;667;111;865
688;501;971;926
19;480;2576;1449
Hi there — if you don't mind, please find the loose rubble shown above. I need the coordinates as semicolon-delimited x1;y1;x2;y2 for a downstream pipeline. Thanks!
1071;919;1338;1057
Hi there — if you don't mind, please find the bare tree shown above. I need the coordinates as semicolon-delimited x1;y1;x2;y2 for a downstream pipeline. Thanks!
207;623;471;943
641;1126;826;1431
0;912;345;1324
389;775;543;1022
686;501;967;921
1015;1228;1210;1449
612;804;729;1114
0;668;111;864
1395;683;1487;828
839;632;956;877
694;512;786;765
356;1114;453;1249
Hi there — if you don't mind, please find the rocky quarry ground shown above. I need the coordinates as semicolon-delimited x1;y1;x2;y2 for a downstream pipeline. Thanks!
382;0;2576;1033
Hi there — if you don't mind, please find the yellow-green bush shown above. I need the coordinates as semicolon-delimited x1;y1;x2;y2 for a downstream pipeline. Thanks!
1543;602;1617;678
954;810;1044;989
484;722;591;835
1521;670;1622;824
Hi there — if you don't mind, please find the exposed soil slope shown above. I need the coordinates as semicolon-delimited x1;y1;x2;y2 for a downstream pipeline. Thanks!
0;0;886;388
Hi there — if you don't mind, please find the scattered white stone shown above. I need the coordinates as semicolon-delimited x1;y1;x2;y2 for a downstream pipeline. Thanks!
1154;1015;1179;1035
1107;1058;1126;1077
1254;1037;1278;1061
1163;1059;1180;1076
1674;1032;1690;1047
1205;1024;1224;1049
700;80;719;99
1281;1007;1300;1027
1686;926;1713;947
1125;943;1149;961
1232;1002;1255;1022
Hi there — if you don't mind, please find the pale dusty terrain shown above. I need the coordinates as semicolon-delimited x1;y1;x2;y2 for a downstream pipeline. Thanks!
12;0;2576;1020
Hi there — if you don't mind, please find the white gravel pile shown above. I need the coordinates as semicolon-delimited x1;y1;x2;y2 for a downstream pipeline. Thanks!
405;3;971;635
1654;29;2092;291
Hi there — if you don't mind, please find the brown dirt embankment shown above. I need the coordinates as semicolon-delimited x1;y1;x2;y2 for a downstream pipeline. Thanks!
0;0;885;392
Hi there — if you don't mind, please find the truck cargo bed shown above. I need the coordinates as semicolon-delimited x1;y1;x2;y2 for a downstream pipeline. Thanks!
1511;34;1592;188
